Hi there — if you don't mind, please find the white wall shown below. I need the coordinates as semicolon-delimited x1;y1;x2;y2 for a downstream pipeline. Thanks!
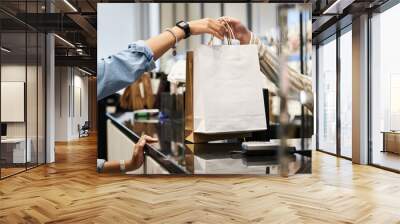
54;67;89;141
1;65;36;138
224;3;248;29
188;3;202;50
1;65;26;148
252;4;277;38
55;67;68;141
1;65;25;135
98;3;158;60
72;73;89;138
1;63;46;164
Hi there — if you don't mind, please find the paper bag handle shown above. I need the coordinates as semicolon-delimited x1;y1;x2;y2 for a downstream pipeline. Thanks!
207;18;236;46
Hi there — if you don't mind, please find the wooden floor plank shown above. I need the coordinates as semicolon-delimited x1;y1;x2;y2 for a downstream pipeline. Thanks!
0;135;400;223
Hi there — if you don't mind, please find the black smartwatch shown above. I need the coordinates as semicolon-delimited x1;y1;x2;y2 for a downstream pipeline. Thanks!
176;21;191;39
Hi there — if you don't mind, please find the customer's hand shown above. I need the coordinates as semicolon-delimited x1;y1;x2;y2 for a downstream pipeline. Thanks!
188;18;227;40
218;16;251;44
129;135;158;170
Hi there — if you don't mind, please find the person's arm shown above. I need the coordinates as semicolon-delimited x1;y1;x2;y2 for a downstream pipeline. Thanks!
97;40;155;100
250;34;314;111
97;18;226;100
147;19;226;60
97;135;158;173
219;17;313;111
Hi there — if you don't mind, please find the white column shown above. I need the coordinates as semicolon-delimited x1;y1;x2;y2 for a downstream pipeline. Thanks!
312;45;317;150
46;32;55;163
352;14;369;164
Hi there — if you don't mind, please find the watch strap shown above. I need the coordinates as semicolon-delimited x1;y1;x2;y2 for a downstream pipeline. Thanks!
176;21;191;39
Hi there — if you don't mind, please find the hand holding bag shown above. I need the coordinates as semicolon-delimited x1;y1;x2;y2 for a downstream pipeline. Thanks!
185;23;267;142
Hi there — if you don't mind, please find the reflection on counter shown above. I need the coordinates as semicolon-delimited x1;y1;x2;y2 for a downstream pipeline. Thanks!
107;111;311;175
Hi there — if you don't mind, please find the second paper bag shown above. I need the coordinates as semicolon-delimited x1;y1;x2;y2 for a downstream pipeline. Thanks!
193;44;267;134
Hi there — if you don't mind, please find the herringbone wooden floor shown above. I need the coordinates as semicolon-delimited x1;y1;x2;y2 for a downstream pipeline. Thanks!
1;135;400;224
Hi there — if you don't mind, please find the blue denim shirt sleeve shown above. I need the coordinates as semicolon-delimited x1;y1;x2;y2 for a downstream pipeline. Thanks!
97;40;156;100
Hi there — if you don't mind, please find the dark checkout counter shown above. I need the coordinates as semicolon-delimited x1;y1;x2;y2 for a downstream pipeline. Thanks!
105;111;312;175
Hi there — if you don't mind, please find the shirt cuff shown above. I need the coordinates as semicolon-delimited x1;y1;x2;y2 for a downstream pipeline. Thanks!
250;33;266;59
128;40;154;62
97;159;106;173
131;40;156;72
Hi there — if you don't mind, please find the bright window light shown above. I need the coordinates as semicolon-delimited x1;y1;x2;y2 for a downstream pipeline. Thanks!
1;47;11;53
54;34;75;48
63;0;78;12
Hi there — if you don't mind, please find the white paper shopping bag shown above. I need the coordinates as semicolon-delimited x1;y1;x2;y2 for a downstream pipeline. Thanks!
193;44;267;134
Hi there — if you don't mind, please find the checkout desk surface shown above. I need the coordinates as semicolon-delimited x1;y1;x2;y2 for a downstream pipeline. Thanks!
106;112;311;175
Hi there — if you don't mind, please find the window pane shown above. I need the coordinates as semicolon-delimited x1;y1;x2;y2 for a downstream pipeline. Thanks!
318;37;337;154
27;30;38;169
340;30;352;158
371;3;400;171
1;31;28;177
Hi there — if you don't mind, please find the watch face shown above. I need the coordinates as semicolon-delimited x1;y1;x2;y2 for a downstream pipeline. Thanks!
178;21;186;27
